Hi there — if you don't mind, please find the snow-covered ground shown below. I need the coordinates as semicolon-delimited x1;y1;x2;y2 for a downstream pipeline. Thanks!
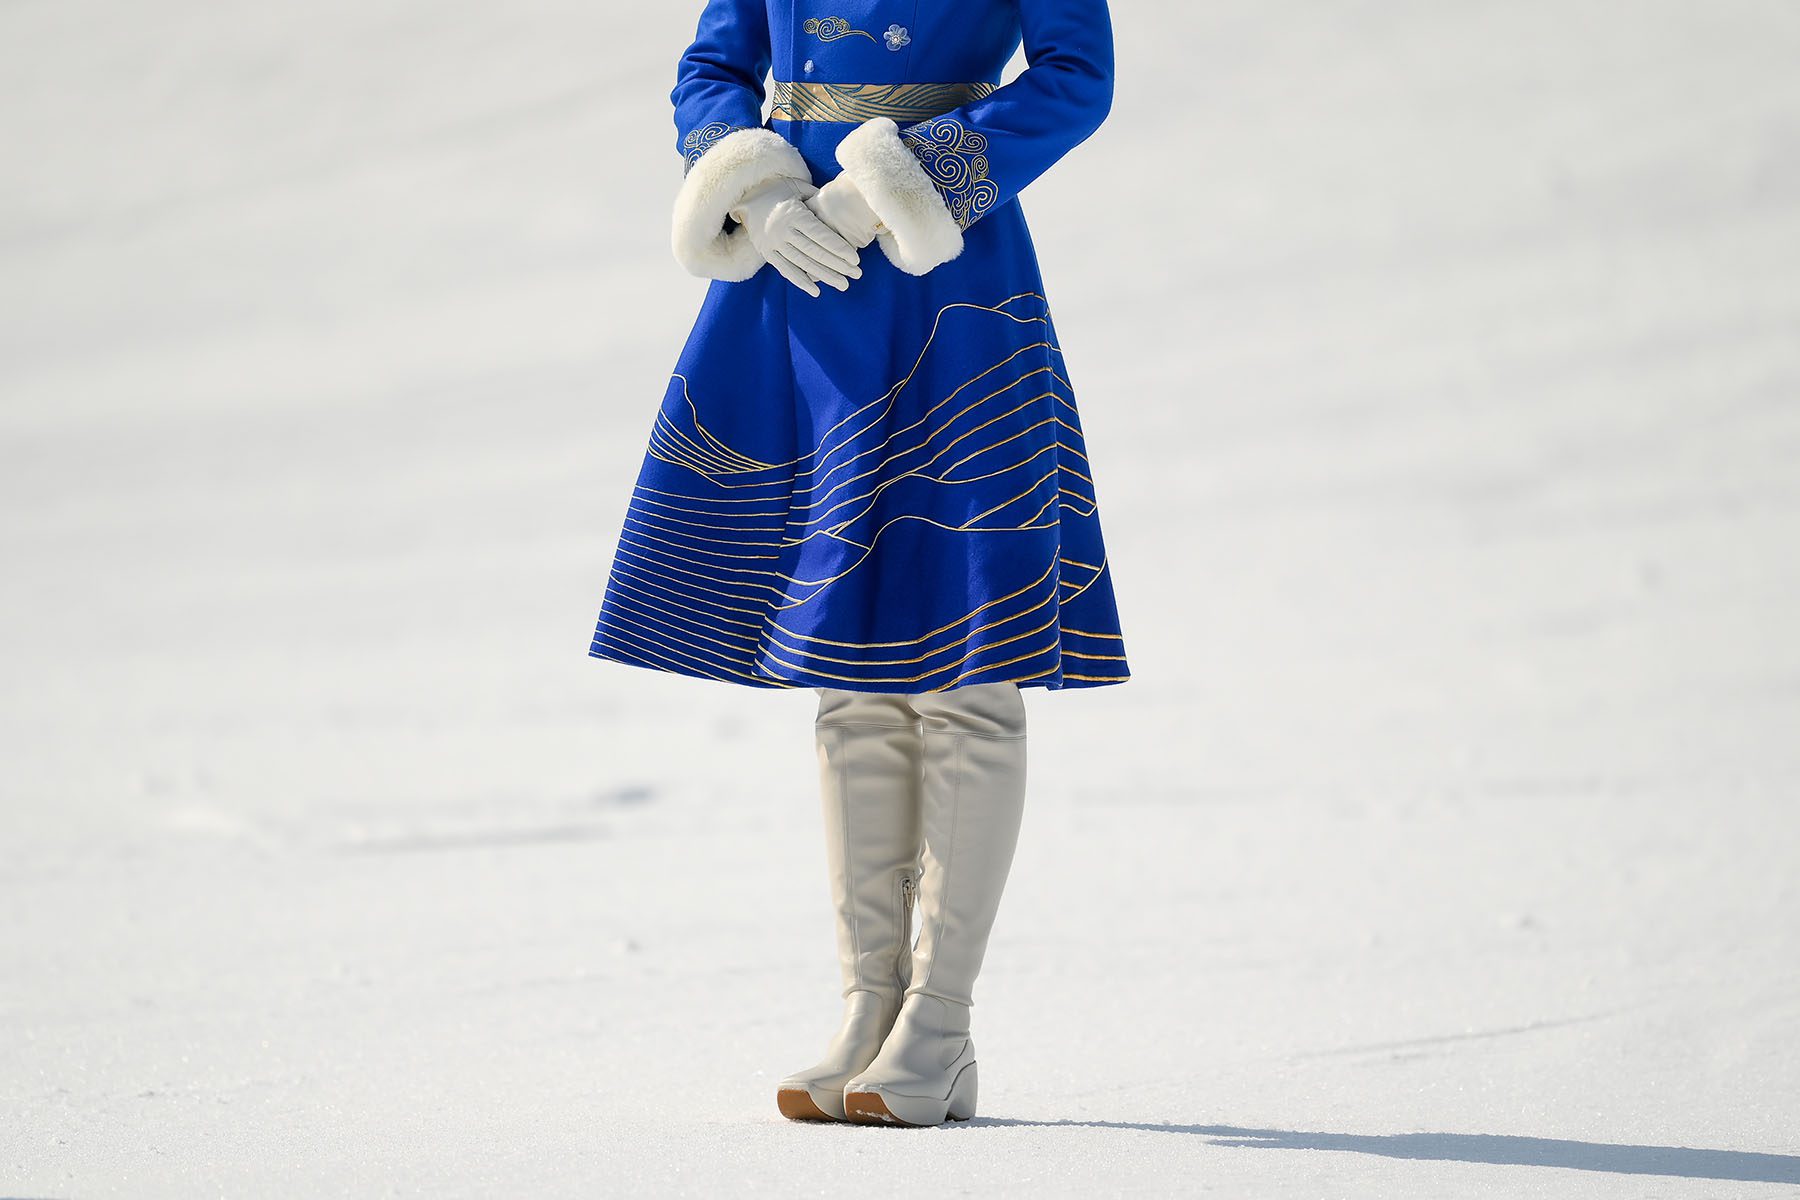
4;0;1799;1194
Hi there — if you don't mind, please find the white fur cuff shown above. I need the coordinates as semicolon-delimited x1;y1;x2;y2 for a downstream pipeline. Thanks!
671;128;813;281
834;118;964;276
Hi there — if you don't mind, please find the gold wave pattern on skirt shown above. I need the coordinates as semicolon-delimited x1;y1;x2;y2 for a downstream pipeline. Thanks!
594;293;1128;690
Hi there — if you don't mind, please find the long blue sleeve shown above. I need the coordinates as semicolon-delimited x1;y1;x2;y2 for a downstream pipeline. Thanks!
667;1;813;280
670;0;773;172
895;0;1113;227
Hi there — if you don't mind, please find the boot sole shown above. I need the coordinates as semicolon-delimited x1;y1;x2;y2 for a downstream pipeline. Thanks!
843;1062;977;1127
776;1087;842;1123
844;1090;913;1125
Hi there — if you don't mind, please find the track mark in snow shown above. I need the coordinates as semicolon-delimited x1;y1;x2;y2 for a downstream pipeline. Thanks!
334;822;610;855
591;783;656;807
1297;1007;1632;1060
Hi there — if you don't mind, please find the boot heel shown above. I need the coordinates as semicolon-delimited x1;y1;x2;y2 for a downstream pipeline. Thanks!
946;1060;978;1121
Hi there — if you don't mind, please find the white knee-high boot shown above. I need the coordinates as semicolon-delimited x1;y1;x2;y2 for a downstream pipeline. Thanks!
776;689;924;1121
845;682;1027;1126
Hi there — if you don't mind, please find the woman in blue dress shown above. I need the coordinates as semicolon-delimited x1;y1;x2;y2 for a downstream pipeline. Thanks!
588;0;1127;1126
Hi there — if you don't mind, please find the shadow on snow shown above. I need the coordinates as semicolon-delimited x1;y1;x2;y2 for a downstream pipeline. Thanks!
956;1121;1800;1185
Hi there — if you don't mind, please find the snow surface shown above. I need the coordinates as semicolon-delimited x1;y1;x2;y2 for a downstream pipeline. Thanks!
4;0;1799;1195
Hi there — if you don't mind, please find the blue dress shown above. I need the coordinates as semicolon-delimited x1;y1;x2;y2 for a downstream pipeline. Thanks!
588;0;1130;693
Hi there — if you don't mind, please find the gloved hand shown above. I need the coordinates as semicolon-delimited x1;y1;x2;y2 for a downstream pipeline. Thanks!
806;174;886;251
730;177;862;297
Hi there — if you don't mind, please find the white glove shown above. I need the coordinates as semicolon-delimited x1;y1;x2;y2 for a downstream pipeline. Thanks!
730;177;861;297
806;174;886;250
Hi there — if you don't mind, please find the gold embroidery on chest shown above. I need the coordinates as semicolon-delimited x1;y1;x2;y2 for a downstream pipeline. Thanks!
803;16;878;43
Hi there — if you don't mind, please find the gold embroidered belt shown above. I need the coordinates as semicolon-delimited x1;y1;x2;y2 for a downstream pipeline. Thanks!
769;80;995;124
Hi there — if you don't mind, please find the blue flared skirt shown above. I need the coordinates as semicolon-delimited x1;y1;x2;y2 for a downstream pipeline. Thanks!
587;123;1130;693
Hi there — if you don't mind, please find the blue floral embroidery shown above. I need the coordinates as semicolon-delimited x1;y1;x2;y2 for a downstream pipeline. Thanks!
884;24;911;51
681;122;747;173
901;115;998;228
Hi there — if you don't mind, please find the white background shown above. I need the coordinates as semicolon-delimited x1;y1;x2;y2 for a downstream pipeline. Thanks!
3;1;1798;1194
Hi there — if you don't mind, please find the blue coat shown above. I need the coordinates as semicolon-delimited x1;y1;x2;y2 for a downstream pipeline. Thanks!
588;0;1131;693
